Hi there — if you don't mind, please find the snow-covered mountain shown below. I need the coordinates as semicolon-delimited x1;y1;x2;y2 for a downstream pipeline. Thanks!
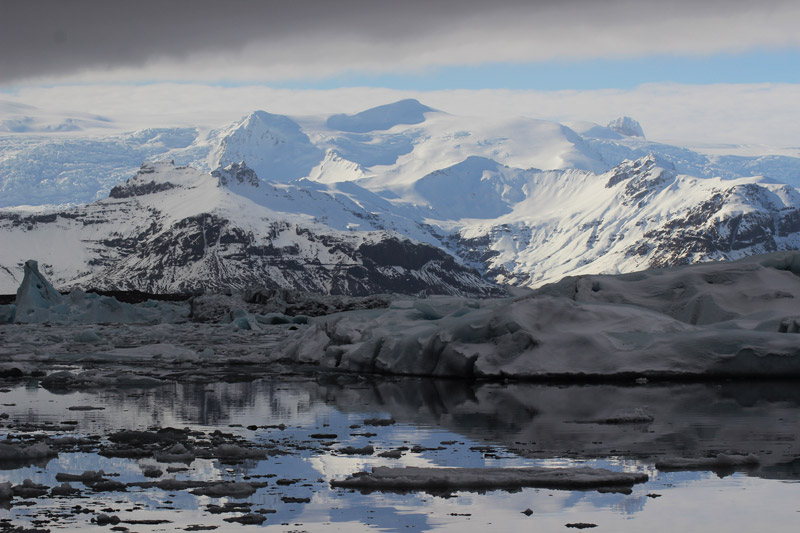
0;161;500;296
2;99;800;294
447;155;800;286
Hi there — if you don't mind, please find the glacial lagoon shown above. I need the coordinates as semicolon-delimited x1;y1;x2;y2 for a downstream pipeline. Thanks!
1;373;799;532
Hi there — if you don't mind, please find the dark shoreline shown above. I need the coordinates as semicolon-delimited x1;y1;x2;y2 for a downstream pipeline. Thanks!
0;290;194;305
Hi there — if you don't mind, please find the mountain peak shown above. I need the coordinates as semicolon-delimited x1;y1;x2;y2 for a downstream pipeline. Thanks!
326;99;436;133
607;116;645;138
214;111;323;182
242;110;301;132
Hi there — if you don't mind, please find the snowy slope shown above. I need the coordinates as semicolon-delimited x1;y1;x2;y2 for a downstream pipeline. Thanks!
3;154;798;295
448;155;800;287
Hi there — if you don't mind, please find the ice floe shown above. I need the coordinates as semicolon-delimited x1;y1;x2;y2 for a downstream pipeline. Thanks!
655;453;760;472
331;465;648;491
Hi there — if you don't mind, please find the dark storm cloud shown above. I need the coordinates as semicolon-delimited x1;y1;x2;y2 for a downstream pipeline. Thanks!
1;0;797;84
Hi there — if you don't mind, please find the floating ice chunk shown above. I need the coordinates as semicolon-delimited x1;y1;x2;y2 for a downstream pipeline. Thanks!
190;482;258;498
584;408;654;425
41;370;167;390
0;441;56;462
337;445;374;456
154;443;195;463
228;308;260;330
0;362;34;378
12;479;49;498
73;329;102;343
224;513;267;525
331;466;648;491
0;482;12;501
55;470;108;483
655;453;759;471
210;444;268;460
102;343;198;361
254;312;308;325
50;482;81;497
94;514;121;526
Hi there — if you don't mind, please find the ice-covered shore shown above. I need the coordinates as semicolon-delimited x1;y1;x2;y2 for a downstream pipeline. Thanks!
277;251;800;379
3;253;800;380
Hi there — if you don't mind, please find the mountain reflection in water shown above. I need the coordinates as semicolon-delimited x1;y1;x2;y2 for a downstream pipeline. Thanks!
2;375;800;532
12;375;800;480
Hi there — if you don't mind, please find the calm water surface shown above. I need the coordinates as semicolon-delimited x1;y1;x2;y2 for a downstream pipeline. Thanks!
1;375;799;532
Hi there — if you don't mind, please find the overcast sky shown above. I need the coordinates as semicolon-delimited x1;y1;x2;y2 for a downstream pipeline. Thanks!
2;0;800;86
1;0;799;148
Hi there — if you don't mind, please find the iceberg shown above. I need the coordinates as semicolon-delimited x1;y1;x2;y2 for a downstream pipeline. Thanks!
276;251;800;379
6;260;189;325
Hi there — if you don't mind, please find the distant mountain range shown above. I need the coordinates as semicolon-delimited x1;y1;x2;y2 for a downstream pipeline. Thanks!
1;99;799;294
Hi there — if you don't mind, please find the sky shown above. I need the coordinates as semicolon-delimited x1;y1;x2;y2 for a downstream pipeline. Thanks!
1;0;800;148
